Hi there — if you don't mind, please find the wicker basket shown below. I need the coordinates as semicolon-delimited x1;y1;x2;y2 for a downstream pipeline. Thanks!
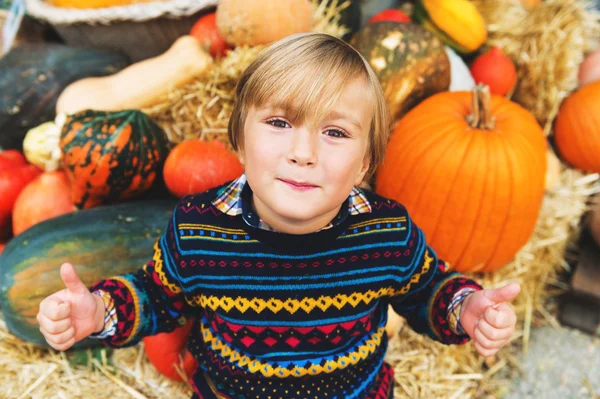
25;0;218;61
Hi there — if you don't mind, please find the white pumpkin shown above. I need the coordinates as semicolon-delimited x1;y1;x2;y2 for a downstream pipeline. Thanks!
445;46;475;91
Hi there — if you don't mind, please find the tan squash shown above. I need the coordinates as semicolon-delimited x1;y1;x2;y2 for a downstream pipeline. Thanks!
216;0;313;47
56;36;213;115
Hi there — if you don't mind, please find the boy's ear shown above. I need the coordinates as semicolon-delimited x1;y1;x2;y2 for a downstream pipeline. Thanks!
237;149;245;166
354;155;370;186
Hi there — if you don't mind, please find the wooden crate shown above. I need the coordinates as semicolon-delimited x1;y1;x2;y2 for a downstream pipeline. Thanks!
559;218;600;336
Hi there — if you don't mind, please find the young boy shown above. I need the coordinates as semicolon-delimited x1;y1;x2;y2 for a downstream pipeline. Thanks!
38;33;520;399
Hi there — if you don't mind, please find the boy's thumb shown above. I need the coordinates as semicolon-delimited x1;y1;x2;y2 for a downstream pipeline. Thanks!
484;282;521;305
60;263;88;295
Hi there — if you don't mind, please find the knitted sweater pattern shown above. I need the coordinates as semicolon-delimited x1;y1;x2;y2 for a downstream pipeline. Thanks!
90;184;482;399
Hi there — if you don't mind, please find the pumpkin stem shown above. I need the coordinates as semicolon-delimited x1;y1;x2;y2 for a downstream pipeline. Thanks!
467;84;496;130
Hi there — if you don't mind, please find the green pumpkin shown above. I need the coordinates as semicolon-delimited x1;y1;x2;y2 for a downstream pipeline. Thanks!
350;22;450;120
59;109;171;209
0;199;176;348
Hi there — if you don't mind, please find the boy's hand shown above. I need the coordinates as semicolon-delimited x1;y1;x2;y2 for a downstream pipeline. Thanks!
37;263;105;351
459;283;520;357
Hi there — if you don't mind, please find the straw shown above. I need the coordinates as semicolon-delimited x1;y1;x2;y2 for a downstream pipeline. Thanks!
471;0;600;134
2;1;600;397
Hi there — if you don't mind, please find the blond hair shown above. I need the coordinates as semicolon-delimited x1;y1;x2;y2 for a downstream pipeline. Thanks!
228;33;390;180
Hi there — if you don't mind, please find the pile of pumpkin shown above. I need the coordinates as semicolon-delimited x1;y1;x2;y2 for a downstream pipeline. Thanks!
1;0;600;386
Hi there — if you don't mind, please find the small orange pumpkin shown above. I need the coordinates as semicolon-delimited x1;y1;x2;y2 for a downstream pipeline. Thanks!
143;321;198;381
375;85;547;272
12;170;75;235
554;80;600;172
190;12;231;59
470;47;517;96
163;140;244;198
216;0;313;46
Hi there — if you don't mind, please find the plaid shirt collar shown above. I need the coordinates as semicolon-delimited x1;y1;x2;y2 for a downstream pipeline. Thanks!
212;173;372;232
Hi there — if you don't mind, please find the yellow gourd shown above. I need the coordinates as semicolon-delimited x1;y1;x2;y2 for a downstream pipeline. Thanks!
56;36;213;115
414;0;487;54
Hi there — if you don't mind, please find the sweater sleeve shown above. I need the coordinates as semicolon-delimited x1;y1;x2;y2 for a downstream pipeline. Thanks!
389;212;483;345
88;204;194;348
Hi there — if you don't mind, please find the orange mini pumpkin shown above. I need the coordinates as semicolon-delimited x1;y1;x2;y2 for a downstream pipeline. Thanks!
163;140;244;198
12;170;75;235
143;321;197;381
375;85;547;272
190;12;231;59
554;80;600;173
470;47;517;97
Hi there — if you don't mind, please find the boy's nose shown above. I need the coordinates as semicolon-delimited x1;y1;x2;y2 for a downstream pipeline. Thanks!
288;128;318;166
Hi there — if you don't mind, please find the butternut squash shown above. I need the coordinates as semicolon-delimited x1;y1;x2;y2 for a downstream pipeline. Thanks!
56;36;213;115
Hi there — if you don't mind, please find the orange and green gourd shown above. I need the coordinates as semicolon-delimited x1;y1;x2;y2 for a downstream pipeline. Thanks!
59;110;170;209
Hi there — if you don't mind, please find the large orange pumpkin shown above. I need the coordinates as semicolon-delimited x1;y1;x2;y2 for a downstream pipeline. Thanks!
554;80;600;173
375;85;547;272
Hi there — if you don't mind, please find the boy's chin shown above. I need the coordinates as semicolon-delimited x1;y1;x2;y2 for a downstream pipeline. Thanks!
273;205;339;227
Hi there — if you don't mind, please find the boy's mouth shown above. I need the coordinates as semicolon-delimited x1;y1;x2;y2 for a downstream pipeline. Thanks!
278;178;319;189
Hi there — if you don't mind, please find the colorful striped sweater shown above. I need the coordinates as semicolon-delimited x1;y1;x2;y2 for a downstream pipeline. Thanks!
89;177;483;399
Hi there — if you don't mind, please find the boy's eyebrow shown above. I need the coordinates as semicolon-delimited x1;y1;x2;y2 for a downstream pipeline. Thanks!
325;110;363;130
257;105;286;115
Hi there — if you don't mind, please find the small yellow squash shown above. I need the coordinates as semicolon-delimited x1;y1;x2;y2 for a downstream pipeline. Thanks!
414;0;487;54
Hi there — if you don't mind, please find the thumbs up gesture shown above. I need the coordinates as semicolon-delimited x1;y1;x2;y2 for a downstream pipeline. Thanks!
459;283;520;357
37;263;106;351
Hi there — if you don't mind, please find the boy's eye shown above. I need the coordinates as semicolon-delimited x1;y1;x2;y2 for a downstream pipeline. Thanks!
325;129;349;138
267;118;290;129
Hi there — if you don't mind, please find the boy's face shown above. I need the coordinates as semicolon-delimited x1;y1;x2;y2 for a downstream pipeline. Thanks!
239;78;372;235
